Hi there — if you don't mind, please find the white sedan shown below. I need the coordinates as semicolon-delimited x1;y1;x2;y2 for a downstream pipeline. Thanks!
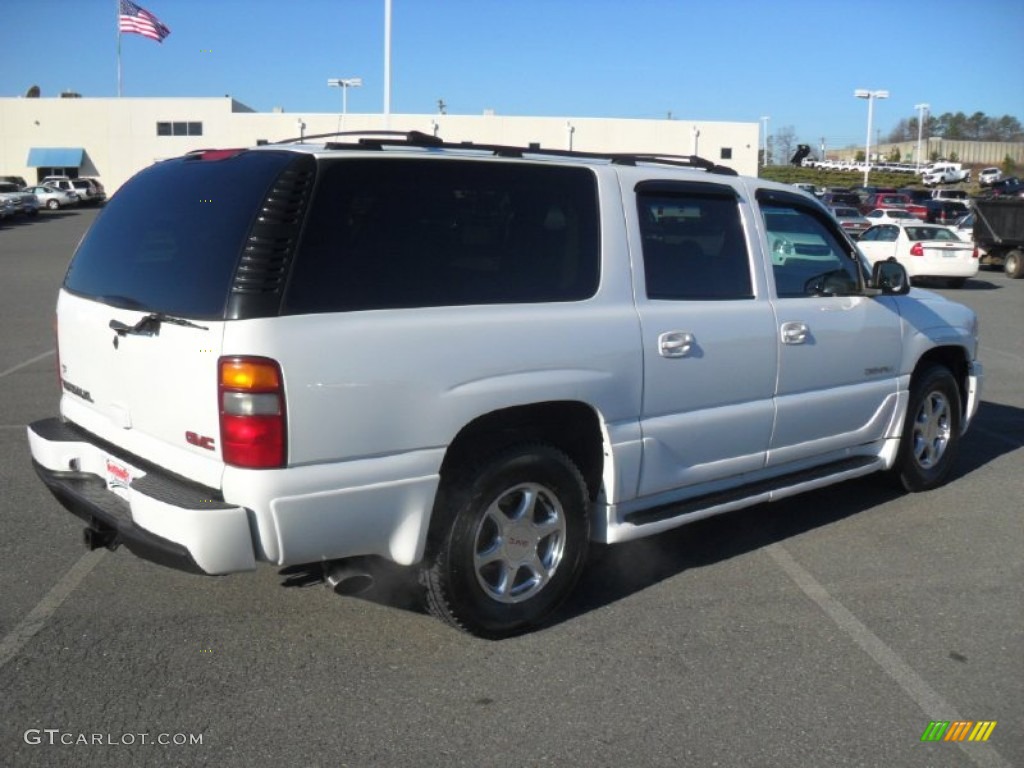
857;223;978;287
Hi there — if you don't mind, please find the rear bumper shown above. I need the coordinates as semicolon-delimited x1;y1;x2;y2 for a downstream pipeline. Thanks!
28;418;256;575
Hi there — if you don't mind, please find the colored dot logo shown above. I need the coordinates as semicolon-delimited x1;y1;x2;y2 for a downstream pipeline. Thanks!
199;199;213;203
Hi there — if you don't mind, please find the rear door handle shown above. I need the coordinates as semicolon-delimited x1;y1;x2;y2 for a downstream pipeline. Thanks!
781;322;810;345
658;331;695;358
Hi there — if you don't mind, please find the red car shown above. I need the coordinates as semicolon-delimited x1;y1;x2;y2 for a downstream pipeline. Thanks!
858;193;911;215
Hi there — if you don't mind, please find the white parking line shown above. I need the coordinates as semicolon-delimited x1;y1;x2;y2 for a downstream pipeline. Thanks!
0;349;55;381
766;543;1011;768
0;550;106;671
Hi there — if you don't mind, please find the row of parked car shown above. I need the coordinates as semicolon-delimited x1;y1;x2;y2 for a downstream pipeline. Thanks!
792;182;990;288
0;175;106;223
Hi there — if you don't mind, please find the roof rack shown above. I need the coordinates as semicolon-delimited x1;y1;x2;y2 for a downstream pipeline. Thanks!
271;129;738;176
272;129;442;147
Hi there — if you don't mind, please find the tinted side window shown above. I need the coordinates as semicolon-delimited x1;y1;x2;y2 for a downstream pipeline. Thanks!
285;159;599;313
637;190;752;300
760;202;862;298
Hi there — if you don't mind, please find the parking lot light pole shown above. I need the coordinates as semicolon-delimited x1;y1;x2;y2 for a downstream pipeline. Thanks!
328;78;363;129
914;102;929;171
760;116;770;168
855;89;889;186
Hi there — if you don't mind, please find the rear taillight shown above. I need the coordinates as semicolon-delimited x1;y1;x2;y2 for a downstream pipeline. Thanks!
909;242;924;257
218;357;286;468
972;246;979;259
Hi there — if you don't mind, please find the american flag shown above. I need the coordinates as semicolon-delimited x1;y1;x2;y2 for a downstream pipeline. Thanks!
119;0;171;43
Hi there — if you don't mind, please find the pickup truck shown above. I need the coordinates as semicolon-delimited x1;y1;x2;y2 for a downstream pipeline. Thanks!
923;164;970;186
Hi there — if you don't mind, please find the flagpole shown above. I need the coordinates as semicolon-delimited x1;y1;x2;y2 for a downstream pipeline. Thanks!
383;0;391;129
116;0;123;96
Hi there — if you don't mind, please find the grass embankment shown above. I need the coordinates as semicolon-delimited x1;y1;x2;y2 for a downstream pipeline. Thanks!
759;166;979;194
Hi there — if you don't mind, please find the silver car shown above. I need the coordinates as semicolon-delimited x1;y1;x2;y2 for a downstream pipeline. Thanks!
29;185;79;210
0;182;39;218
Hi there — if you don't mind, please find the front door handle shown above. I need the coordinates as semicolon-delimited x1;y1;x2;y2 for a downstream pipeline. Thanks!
781;322;810;345
659;331;695;358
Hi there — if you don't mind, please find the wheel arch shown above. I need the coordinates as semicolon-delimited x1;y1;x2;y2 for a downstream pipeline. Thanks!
437;400;606;503
912;345;970;418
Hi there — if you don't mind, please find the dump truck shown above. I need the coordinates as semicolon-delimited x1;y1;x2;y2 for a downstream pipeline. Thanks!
973;197;1024;278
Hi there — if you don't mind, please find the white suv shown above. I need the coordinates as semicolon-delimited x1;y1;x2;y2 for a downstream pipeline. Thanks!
28;133;983;637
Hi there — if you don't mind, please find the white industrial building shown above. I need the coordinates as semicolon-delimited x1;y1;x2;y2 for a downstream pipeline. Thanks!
0;96;758;194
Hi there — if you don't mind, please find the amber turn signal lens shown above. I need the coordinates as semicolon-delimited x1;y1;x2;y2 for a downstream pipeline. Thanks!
219;358;281;390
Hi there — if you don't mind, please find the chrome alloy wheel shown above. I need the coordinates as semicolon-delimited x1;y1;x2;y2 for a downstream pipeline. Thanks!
472;482;567;604
911;390;951;469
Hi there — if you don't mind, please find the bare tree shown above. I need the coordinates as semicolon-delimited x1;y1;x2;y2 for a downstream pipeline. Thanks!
775;125;797;164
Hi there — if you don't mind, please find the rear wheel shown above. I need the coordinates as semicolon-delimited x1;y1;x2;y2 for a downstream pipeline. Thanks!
47;199;60;210
421;444;590;638
891;365;962;492
1005;249;1024;279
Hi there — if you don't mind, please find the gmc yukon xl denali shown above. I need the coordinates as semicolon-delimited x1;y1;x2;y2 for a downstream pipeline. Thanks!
28;133;983;637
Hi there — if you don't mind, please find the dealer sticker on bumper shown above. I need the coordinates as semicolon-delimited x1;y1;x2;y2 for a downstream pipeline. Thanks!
105;457;134;500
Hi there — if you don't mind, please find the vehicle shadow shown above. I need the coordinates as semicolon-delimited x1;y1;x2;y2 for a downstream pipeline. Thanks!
30;210;85;223
960;277;1003;291
327;399;1023;632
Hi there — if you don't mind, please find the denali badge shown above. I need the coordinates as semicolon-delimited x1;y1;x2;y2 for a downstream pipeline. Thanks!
61;380;94;403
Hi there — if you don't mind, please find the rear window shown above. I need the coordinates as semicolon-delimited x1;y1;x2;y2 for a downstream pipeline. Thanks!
285;158;600;313
64;150;295;318
906;226;958;241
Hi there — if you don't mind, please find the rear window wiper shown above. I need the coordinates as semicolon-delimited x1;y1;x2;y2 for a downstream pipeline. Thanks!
109;313;209;337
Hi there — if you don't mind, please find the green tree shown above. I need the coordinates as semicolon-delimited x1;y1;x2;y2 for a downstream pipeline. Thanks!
967;111;987;140
1003;154;1018;176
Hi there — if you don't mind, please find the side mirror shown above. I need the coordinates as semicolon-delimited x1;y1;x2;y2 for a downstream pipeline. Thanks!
871;258;910;295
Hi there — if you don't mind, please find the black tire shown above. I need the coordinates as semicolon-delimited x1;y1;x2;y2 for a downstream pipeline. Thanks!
421;444;590;638
945;277;967;288
891;366;962;492
1005;249;1024;279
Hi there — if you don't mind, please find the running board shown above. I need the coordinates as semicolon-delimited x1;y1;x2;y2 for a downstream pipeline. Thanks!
624;456;883;527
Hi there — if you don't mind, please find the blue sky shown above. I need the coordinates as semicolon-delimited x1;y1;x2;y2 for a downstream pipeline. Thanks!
2;0;1022;149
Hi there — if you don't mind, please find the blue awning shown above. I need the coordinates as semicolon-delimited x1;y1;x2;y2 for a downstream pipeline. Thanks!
26;147;84;167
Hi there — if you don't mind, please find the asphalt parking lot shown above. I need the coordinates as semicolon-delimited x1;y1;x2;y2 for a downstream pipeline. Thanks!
1;208;1021;767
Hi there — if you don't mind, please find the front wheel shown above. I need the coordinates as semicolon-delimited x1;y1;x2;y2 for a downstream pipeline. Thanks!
421;444;590;638
890;366;962;492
